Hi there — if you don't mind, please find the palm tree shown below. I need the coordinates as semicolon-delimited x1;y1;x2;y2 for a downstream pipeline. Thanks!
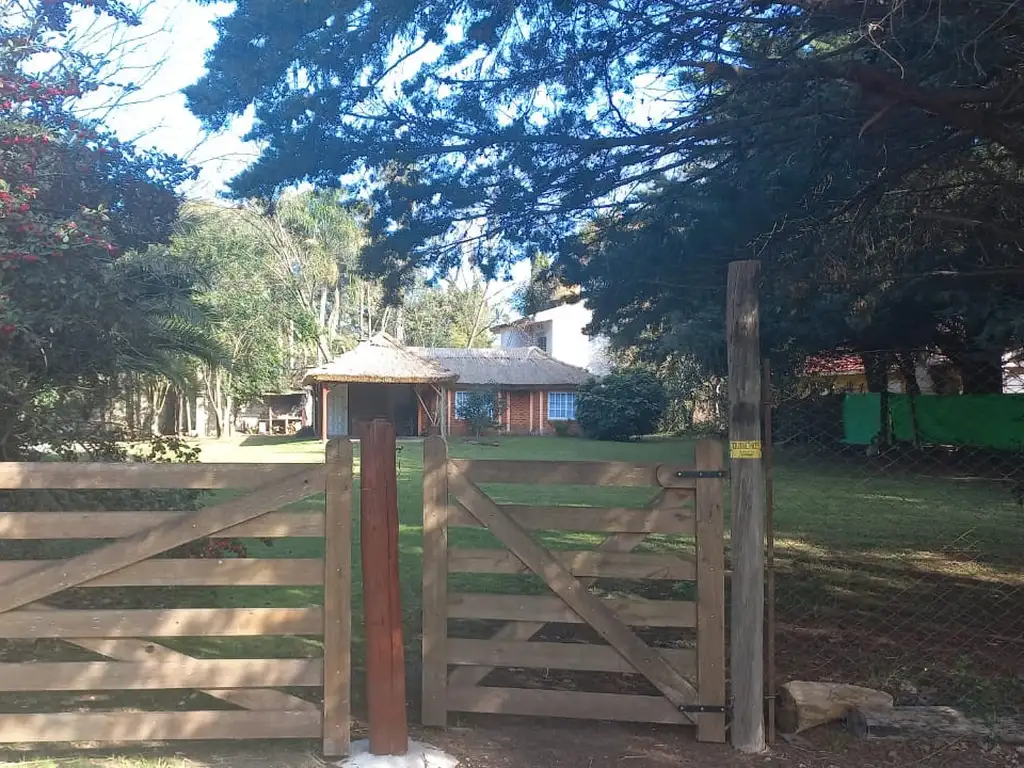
106;246;226;436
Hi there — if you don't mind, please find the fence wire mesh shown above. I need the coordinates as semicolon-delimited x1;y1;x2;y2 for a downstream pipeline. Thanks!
766;351;1024;718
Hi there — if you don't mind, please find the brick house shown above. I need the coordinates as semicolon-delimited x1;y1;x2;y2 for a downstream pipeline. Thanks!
303;334;593;438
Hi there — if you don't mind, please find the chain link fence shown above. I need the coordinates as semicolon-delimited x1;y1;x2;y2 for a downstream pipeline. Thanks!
766;351;1024;718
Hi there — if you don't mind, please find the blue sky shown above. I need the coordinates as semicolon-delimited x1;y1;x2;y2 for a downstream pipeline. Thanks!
73;0;561;288
75;0;256;199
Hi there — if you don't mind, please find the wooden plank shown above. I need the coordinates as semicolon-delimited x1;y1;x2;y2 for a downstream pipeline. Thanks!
694;440;727;743
448;639;696;675
447;686;689;725
0;659;323;691
448;468;699;718
0;607;323;638
0;710;322;743
0;559;324;587
23;603;316;712
421;436;449;727
447;502;695;534
323;439;353;757
448;548;695;580
727;259;767;753
446;492;670;691
0;462;324;490
0;466;323;615
58;636;316;712
451;459;696;488
0;511;324;539
448;593;695;627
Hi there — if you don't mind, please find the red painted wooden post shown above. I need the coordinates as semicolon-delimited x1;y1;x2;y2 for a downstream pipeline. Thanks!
359;419;409;756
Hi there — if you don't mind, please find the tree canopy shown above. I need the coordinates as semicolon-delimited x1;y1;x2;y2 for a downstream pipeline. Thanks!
1;0;210;457
187;1;1024;276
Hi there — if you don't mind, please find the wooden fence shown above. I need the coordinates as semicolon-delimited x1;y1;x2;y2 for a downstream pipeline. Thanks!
0;441;352;754
421;437;727;742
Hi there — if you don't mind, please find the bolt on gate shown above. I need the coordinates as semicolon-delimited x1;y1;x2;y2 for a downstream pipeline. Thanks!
0;441;352;755
420;436;728;742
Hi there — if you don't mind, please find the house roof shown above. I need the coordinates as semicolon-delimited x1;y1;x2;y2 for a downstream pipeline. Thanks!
301;337;458;385
412;346;593;387
303;333;594;388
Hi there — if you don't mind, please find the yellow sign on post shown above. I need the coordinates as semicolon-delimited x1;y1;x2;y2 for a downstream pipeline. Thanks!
730;440;762;459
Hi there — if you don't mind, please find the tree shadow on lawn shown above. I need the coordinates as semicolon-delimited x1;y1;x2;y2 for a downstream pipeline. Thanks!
771;545;1024;715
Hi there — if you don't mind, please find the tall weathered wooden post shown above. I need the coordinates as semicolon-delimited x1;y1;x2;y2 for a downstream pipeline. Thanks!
726;260;767;753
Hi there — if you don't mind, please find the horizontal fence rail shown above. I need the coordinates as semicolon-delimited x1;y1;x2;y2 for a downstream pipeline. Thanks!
0;442;352;754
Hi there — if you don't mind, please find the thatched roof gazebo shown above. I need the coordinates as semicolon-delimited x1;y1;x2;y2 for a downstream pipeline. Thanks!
303;332;595;440
302;337;457;386
303;335;458;439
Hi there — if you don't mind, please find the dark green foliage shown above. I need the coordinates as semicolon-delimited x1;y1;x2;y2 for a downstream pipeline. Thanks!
187;1;1024;284
577;370;667;442
185;0;1024;389
456;389;505;437
1;2;214;460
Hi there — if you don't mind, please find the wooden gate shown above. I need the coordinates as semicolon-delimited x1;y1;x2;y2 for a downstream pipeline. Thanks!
421;437;727;742
0;441;352;755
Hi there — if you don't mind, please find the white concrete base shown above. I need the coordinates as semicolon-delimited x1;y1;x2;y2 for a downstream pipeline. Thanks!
335;740;459;768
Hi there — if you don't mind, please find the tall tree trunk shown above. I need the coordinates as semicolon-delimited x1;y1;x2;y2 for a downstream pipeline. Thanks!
896;353;921;396
288;320;296;370
224;392;234;437
319;286;329;331
125;374;137;435
150;381;170;436
395;303;405;344
207;368;222;439
862;351;894;448
328;286;342;344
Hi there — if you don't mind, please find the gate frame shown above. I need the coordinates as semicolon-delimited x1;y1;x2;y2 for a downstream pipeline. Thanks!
421;436;727;742
0;440;352;756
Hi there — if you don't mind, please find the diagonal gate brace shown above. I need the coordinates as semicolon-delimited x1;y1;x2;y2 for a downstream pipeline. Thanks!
447;467;700;722
0;467;322;615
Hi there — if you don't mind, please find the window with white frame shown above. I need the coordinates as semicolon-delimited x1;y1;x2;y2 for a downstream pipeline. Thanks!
547;391;576;421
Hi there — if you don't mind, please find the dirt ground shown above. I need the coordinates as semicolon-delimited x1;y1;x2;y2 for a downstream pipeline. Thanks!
419;717;1022;768
3;719;1021;768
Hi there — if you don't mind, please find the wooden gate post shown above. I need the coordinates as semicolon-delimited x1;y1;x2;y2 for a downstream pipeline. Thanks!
323;438;353;757
359;420;409;756
421;436;449;726
726;260;767;753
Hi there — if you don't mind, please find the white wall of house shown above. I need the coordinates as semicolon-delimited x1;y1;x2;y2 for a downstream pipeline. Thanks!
498;303;612;375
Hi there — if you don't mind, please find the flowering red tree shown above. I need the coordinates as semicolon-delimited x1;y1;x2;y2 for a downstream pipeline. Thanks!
0;0;202;459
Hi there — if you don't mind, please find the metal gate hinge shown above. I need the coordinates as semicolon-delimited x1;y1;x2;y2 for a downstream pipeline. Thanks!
679;704;727;714
675;470;729;479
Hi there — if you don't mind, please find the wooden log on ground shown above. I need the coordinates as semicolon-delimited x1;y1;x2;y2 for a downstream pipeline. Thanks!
777;681;893;735
846;706;1024;744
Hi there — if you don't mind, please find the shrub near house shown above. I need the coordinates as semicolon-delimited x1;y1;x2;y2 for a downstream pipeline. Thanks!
455;388;505;437
577;369;667;441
